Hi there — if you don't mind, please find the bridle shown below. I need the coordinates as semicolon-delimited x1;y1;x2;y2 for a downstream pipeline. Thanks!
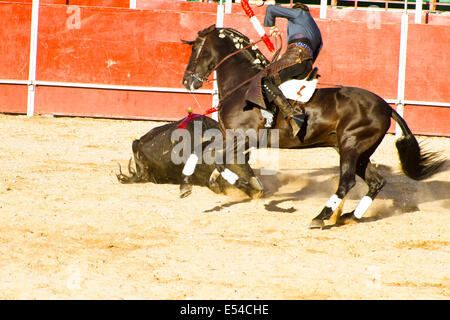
184;28;282;114
185;36;213;83
186;28;281;85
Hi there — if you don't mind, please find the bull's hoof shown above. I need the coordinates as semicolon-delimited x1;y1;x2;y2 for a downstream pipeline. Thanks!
309;219;325;229
179;184;192;198
249;177;264;199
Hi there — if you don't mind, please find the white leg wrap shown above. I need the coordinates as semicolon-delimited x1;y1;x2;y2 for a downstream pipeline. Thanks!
182;154;199;176
221;169;239;185
354;196;373;219
326;194;342;211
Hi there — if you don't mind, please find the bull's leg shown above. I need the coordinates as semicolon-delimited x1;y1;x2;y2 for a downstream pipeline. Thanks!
179;153;199;198
339;160;385;222
309;148;358;229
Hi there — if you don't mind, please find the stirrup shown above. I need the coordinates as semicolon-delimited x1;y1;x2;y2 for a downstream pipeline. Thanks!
287;114;306;137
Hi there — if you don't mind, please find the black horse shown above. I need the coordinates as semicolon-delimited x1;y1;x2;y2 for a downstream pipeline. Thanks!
182;25;444;228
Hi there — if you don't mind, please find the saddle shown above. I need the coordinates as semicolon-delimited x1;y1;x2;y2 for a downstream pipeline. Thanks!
278;67;320;103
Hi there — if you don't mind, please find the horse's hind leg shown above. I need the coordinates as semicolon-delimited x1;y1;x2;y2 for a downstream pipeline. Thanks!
309;148;359;229
339;160;385;222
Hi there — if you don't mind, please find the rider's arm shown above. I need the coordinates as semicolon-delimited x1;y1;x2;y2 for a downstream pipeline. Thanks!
264;5;299;27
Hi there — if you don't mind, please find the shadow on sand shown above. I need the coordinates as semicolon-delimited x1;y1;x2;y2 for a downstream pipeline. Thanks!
204;160;450;227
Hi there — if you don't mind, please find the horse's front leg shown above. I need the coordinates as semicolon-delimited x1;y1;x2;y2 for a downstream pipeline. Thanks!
309;149;358;229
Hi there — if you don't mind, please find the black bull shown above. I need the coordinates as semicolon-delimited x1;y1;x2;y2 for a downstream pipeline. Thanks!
117;115;264;199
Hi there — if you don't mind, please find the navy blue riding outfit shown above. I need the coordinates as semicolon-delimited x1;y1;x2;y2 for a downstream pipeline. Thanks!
245;4;323;138
264;4;322;63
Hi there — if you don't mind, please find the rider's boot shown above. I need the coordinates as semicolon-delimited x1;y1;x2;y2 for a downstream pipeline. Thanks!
263;77;306;138
272;95;305;138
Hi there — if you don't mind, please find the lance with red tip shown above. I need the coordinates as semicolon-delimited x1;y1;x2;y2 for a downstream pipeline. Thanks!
240;0;275;52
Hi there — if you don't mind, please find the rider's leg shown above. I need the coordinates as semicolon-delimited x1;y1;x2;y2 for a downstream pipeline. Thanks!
278;60;312;82
262;65;311;138
263;77;305;137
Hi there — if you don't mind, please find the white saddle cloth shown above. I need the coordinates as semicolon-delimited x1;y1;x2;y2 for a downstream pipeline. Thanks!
278;78;318;103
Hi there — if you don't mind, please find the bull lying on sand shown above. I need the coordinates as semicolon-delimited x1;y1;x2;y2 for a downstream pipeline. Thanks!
117;115;264;199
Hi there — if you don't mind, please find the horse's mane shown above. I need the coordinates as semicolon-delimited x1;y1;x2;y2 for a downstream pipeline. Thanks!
199;25;269;71
218;27;270;69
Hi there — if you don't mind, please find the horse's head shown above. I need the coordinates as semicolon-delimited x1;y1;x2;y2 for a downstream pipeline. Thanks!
182;25;269;91
182;25;218;91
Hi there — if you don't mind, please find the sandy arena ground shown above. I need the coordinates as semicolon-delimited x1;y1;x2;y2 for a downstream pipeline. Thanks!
0;114;449;300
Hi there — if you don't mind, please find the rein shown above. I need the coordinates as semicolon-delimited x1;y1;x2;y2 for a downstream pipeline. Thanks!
210;34;282;108
189;31;281;84
186;30;281;116
210;34;282;79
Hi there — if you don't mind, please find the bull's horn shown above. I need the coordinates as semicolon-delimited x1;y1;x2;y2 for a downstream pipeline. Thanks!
209;168;221;186
128;157;136;175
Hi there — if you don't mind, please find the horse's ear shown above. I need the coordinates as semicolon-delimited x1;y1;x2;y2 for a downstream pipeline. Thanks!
181;39;195;46
198;24;216;37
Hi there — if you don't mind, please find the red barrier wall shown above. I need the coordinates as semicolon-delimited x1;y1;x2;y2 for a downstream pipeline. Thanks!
36;5;192;87
4;1;66;4
0;85;28;114
1;0;124;5
35;86;212;120
0;2;448;136
0;4;30;79
405;24;450;102
314;19;400;99
0;3;31;114
69;0;129;8
403;105;449;136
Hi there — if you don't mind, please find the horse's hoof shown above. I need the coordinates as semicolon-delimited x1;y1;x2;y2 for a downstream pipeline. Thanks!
250;189;264;199
179;184;192;198
309;219;325;229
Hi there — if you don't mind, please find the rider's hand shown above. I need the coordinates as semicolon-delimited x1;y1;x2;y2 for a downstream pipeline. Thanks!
269;26;280;37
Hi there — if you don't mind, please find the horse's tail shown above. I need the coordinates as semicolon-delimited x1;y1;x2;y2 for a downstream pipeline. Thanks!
391;108;445;180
